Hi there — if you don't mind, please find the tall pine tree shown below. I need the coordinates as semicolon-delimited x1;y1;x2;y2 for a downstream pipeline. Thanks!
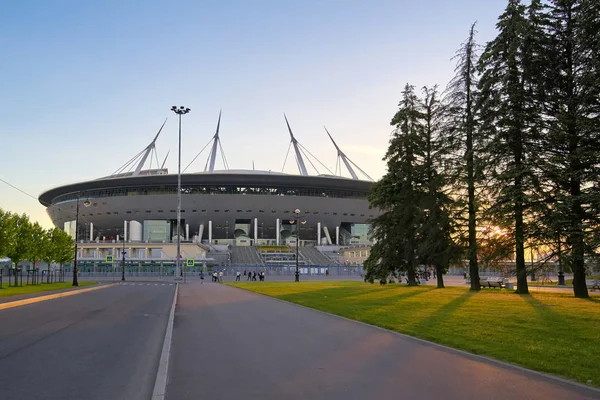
418;85;458;288
365;84;426;285
477;0;547;294
540;0;600;298
445;23;483;290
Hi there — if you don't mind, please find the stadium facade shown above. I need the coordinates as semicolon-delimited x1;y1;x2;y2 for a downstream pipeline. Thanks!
38;115;377;273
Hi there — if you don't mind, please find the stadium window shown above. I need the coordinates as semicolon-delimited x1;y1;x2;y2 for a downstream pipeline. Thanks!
146;210;152;213
350;214;355;216
181;210;185;213
158;210;164;213
192;210;197;213
237;210;242;213
343;213;348;216
333;212;338;215
246;210;252;212
126;211;132;214
170;210;176;213
271;210;276;213
201;210;207;213
106;212;111;215
259;210;264;213
313;212;319;214
224;209;230;212
214;210;220;212
360;214;365;217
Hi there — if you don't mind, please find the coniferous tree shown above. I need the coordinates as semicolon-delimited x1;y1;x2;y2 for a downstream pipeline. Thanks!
478;0;547;294
418;86;459;288
445;23;483;290
539;0;600;298
365;84;426;285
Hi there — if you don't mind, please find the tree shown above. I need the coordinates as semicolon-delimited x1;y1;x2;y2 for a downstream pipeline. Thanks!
0;209;16;258
418;86;459;288
27;222;46;279
445;23;483;291
539;0;600;298
41;228;56;283
365;84;426;285
5;214;33;272
477;0;548;294
52;228;75;277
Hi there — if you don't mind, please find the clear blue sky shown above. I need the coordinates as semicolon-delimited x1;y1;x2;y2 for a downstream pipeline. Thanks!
0;0;507;228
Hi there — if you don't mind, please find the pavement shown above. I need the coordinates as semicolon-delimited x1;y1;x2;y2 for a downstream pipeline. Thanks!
1;277;596;400
0;283;175;400
165;281;599;400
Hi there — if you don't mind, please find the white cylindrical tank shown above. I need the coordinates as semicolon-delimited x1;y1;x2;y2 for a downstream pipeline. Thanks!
129;220;142;241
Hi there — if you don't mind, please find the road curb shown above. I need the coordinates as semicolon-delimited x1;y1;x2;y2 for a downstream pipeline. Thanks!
0;283;118;311
224;283;600;394
152;282;178;400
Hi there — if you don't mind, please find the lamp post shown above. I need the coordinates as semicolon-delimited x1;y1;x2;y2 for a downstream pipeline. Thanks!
171;105;191;280
121;235;126;281
72;195;91;287
289;209;306;282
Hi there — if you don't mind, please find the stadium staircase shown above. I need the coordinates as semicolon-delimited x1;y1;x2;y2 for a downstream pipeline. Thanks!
298;246;334;265
231;246;264;266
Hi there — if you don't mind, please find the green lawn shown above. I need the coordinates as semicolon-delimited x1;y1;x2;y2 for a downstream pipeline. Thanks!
0;281;97;298
532;275;600;287
228;281;600;387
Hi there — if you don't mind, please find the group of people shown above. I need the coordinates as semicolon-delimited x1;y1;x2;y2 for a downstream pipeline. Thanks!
198;270;225;283
242;269;265;281
198;269;266;283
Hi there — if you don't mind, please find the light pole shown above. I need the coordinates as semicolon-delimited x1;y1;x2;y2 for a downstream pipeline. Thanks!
171;105;191;280
121;235;126;281
289;209;306;282
72;195;91;287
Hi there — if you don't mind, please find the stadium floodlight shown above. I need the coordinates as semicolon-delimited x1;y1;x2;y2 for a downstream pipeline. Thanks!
289;209;306;282
171;105;191;281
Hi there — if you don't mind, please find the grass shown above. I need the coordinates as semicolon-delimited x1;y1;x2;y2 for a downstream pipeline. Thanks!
227;281;600;387
531;275;600;287
0;281;97;298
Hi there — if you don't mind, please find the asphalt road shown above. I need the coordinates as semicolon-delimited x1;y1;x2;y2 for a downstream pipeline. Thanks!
166;282;599;400
0;282;175;400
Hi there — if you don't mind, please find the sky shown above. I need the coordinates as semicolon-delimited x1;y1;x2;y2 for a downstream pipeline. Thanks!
0;0;508;228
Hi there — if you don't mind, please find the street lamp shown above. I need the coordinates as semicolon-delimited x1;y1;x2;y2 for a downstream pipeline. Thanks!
121;235;126;281
73;195;91;287
289;209;306;282
171;105;191;281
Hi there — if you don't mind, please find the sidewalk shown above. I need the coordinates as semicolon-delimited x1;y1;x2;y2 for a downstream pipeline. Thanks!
166;282;599;400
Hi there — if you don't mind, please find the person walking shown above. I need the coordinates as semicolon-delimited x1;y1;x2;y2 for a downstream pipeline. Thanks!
252;271;257;281
199;271;204;284
218;270;223;283
247;270;252;281
236;271;241;281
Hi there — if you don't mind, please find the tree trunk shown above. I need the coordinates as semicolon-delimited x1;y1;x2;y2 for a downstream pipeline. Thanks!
435;265;445;288
406;268;417;286
570;179;589;298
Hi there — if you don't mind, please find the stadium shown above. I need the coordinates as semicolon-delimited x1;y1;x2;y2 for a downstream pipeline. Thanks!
38;115;377;275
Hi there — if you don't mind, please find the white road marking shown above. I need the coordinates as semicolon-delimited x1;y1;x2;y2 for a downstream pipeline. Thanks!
152;283;178;400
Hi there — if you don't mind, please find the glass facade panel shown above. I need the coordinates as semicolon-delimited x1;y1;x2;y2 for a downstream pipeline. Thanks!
64;220;76;239
143;220;171;241
350;223;371;244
